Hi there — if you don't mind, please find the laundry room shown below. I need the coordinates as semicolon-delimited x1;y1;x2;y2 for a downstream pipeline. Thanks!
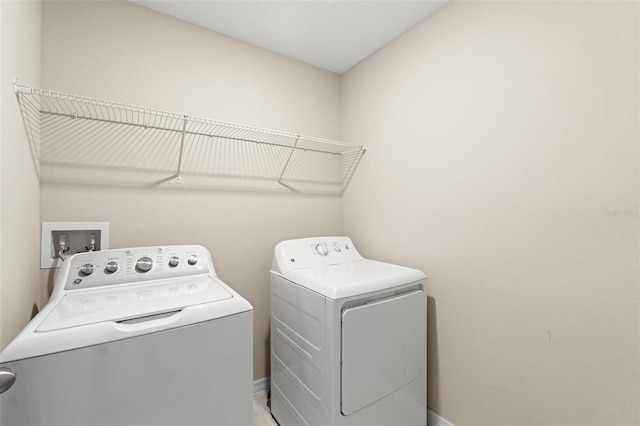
1;1;638;426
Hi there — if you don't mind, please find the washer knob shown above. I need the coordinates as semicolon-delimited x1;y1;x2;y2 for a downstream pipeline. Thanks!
105;261;118;274
80;263;94;276
315;243;329;256
187;254;198;265
168;256;180;268
333;243;342;252
135;256;154;273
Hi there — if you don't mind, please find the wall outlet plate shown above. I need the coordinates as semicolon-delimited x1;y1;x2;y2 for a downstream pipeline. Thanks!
41;222;109;269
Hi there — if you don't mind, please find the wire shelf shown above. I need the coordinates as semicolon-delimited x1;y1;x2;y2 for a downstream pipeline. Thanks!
14;82;366;194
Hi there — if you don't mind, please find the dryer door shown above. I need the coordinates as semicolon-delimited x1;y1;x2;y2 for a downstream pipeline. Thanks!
341;290;426;416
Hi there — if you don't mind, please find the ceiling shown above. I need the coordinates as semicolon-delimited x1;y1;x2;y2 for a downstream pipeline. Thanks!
130;1;447;74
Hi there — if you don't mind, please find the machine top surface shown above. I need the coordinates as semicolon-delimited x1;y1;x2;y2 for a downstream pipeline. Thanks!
1;245;252;363
272;236;425;299
37;275;232;332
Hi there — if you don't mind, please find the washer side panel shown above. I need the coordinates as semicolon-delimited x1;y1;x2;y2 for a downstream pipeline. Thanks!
0;312;253;426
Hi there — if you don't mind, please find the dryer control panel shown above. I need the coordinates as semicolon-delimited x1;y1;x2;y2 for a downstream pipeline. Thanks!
272;236;363;274
57;245;213;292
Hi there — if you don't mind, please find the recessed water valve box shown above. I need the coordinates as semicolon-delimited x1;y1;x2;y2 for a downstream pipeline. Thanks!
41;222;109;269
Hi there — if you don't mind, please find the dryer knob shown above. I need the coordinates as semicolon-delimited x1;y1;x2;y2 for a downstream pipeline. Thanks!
80;263;94;276
315;243;329;256
187;254;198;265
168;256;180;268
135;256;154;273
105;261;118;274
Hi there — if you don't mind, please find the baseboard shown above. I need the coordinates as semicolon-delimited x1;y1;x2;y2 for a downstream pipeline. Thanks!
253;376;270;394
428;408;455;426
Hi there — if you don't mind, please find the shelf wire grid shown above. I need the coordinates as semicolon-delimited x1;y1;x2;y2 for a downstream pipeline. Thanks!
15;84;366;194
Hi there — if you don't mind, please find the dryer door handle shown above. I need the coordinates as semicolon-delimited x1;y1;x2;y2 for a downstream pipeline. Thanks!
0;366;16;394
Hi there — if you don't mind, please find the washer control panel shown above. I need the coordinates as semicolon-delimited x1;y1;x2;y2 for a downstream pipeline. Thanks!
61;245;211;291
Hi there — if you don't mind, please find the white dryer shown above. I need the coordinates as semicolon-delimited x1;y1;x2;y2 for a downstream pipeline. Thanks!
270;236;427;426
0;245;253;426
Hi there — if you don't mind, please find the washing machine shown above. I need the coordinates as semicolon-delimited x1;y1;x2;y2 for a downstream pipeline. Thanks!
270;236;427;426
0;245;253;426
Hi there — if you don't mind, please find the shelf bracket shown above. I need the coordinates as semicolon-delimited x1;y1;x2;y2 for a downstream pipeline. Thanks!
13;79;40;177
277;136;300;186
13;79;33;95
176;115;188;183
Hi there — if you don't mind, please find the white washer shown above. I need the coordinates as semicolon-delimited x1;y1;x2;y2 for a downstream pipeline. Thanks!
270;236;427;426
0;245;253;426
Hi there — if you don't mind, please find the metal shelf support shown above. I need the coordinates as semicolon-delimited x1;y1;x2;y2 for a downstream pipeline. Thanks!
277;136;300;186
176;115;188;183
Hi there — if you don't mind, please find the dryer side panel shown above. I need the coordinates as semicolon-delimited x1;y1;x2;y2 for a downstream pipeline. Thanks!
270;274;326;426
341;290;426;417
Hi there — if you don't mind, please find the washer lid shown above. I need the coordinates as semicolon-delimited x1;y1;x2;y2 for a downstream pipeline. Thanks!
36;275;232;332
283;259;425;299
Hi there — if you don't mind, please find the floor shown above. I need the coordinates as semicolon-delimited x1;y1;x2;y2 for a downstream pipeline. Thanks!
253;390;278;426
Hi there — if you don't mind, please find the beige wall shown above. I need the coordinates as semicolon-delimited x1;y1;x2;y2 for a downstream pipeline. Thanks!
342;1;639;425
0;1;41;350
40;1;342;381
7;1;639;422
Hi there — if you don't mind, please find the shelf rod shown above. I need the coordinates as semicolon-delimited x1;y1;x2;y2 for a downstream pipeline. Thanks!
37;110;345;156
278;136;300;185
176;115;188;183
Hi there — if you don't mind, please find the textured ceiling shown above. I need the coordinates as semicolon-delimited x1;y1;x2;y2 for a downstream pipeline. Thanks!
130;1;447;74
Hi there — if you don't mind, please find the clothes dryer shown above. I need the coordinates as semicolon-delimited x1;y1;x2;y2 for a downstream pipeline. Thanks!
0;245;253;426
270;236;426;426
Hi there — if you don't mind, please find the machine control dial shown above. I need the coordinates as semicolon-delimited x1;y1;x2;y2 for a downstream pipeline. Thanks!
187;254;198;266
332;242;342;252
104;261;118;274
168;256;180;268
80;263;94;276
315;243;329;256
135;256;154;273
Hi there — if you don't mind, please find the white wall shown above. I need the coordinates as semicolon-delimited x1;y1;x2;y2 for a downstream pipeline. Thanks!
40;0;342;380
342;1;639;425
0;1;41;350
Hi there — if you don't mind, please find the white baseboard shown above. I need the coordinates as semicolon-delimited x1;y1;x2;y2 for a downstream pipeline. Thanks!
253;377;270;394
428;408;455;426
